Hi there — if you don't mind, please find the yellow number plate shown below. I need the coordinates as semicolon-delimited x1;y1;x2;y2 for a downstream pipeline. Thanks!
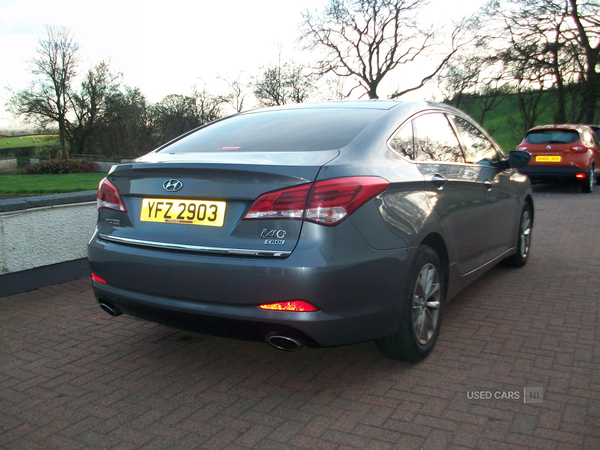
536;156;561;162
140;199;226;227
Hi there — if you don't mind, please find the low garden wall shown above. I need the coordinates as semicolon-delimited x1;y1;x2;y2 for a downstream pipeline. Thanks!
0;191;97;296
0;157;17;174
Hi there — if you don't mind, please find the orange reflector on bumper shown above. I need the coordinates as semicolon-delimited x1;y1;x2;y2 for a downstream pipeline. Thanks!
259;301;319;312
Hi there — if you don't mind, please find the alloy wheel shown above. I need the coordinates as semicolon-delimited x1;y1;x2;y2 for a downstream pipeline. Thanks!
412;263;441;345
519;210;532;260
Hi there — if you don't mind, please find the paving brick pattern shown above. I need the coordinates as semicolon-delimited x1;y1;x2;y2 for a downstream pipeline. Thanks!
1;183;599;449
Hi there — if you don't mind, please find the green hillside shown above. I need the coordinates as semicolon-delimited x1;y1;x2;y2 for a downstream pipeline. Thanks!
0;134;59;149
451;91;560;153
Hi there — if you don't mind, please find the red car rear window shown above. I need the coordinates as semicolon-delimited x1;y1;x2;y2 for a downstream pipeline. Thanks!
525;130;579;145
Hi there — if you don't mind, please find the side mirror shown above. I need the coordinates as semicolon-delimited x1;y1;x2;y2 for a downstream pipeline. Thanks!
508;150;531;169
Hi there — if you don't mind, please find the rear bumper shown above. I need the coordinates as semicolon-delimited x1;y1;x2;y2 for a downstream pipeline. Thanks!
518;165;590;182
88;228;413;347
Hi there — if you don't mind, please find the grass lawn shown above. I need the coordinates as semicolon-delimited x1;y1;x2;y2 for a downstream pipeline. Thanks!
0;173;105;196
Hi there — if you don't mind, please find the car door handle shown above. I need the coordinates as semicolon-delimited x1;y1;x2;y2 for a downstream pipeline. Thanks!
431;174;447;190
484;179;493;190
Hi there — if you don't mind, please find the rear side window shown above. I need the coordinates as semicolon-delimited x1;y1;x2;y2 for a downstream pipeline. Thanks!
525;130;579;144
389;113;464;162
158;108;385;153
389;121;414;159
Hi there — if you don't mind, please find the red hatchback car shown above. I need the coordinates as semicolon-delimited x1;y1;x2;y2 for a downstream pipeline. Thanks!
517;124;600;193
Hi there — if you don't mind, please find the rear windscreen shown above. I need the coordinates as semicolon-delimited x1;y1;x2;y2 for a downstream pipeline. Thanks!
525;130;579;144
158;108;385;153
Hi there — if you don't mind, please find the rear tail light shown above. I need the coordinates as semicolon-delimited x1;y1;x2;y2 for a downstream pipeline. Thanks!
243;184;310;220
243;176;388;226
259;300;319;312
97;177;127;212
571;146;588;153
576;173;586;179
517;145;528;151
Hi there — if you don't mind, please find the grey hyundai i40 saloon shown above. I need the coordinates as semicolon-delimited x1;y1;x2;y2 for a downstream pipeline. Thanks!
88;100;533;361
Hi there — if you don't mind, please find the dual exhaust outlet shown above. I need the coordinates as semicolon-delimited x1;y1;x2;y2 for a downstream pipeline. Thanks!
98;299;304;352
265;334;304;351
99;299;122;317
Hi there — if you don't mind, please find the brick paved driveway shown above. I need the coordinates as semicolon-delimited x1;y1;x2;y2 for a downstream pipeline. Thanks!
1;183;599;450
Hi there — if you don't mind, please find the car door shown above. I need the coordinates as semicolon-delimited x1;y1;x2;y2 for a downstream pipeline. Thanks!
451;115;521;262
393;112;488;274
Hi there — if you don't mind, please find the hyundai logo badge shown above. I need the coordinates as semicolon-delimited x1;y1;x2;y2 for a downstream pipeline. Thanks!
163;179;183;192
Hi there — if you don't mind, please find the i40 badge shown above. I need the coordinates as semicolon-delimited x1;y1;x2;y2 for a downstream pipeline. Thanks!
261;229;286;245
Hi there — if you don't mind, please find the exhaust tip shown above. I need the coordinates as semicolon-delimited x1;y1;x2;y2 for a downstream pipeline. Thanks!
267;334;304;351
99;300;122;317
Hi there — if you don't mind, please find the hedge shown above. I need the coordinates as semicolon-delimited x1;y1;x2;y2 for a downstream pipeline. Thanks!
26;159;99;175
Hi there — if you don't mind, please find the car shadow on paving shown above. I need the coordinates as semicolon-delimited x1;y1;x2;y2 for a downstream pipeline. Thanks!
1;183;599;449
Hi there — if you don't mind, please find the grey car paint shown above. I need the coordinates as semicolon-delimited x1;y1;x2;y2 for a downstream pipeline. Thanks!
88;100;533;359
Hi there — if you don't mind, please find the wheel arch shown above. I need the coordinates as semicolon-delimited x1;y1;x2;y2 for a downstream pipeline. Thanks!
420;232;449;297
523;194;534;223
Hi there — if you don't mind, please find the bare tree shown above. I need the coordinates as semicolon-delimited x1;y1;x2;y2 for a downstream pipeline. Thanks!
568;0;600;123
69;61;121;154
8;26;79;159
286;65;315;103
192;87;230;125
153;94;199;141
253;62;313;107
438;55;485;109
483;0;600;123
100;87;156;158
438;45;514;130
487;0;575;122
153;88;229;144
322;76;349;100
219;75;248;113
253;66;287;107
300;0;471;99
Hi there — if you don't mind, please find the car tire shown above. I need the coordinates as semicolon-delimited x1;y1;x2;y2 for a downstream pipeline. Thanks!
502;203;532;268
582;166;593;193
375;245;444;362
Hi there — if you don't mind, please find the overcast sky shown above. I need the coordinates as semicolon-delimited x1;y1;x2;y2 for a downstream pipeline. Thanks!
0;0;485;129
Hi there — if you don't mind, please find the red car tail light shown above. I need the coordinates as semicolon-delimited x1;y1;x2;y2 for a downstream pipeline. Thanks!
243;176;388;226
571;145;588;153
259;300;319;312
517;145;528;151
97;177;127;212
576;173;586;179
